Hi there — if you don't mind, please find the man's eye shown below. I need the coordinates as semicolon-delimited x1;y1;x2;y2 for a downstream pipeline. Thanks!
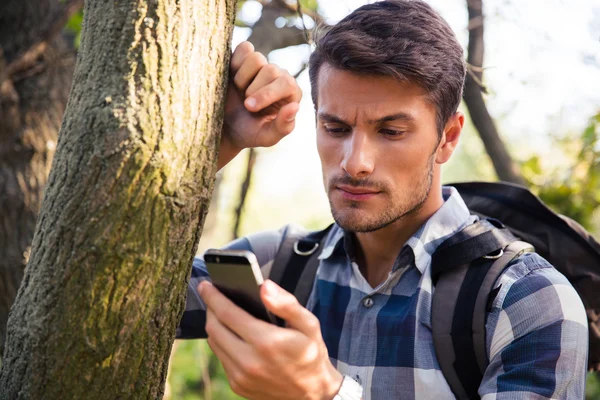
380;129;406;137
324;127;349;136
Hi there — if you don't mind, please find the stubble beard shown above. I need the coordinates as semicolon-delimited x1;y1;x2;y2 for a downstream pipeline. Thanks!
328;155;435;233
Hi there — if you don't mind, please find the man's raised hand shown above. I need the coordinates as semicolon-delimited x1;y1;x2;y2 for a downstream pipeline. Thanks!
218;42;302;170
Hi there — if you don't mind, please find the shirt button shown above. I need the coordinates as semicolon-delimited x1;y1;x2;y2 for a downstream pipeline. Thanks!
363;297;374;308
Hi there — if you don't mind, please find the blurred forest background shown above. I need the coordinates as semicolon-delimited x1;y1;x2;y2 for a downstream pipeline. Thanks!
1;0;599;398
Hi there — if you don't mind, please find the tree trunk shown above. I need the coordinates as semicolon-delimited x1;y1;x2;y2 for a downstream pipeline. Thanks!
0;0;235;398
0;0;80;357
463;0;525;185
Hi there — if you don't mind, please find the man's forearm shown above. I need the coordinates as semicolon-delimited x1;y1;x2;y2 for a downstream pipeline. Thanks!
216;133;243;171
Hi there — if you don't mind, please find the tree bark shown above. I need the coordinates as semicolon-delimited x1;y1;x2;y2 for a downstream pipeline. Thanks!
0;0;235;398
463;0;525;185
0;0;81;357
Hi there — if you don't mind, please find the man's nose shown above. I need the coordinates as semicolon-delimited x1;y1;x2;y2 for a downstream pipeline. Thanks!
340;130;375;178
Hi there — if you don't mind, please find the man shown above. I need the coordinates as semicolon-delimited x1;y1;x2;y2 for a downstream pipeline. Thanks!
177;1;589;399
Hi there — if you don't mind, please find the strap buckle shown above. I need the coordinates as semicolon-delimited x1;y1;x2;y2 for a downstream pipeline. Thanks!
482;249;504;259
293;241;319;256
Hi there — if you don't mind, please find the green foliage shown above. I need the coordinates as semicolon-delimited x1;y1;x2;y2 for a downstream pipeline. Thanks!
299;0;319;13
587;373;600;399
526;113;600;398
523;114;600;400
522;112;600;232
168;341;242;400
64;9;83;48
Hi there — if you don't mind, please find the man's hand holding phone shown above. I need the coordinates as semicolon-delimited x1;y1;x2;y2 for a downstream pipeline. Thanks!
198;279;343;400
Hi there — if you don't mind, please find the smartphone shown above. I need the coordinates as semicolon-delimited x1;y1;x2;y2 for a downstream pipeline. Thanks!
203;248;275;324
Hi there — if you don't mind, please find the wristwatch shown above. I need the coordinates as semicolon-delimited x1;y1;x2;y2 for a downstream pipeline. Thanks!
333;375;363;400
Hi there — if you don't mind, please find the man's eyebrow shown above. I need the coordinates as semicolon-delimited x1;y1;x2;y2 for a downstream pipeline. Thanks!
367;113;416;124
317;112;349;124
317;112;416;125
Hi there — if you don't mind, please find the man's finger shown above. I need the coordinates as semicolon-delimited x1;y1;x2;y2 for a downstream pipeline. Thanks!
205;308;251;360
266;102;299;140
260;280;321;339
247;71;301;104
245;64;285;98
230;41;255;74
198;281;272;343
232;52;268;93
245;77;298;113
207;334;249;397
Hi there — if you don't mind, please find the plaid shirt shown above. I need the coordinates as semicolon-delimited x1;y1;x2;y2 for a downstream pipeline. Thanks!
177;187;588;399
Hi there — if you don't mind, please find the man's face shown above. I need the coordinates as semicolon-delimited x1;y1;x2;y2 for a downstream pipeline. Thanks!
316;65;441;233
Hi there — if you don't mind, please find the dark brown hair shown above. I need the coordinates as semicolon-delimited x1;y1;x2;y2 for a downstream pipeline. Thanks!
308;0;466;135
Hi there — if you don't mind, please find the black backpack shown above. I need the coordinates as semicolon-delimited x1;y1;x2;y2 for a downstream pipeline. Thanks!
268;181;600;400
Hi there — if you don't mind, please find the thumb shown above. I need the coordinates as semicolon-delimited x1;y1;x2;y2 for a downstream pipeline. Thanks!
260;280;321;338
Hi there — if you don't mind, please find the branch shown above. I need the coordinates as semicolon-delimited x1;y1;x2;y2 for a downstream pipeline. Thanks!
463;0;526;185
467;15;484;31
294;0;312;44
294;63;308;78
466;63;488;93
232;149;257;240
247;4;308;55
258;0;325;25
5;0;83;77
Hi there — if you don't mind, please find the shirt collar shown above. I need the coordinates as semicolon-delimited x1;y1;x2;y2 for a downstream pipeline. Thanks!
318;186;474;274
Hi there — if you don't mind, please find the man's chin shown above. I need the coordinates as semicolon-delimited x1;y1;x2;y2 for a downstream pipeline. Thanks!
331;209;389;233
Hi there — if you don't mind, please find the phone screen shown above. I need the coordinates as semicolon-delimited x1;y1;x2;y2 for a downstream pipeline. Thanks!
204;250;274;324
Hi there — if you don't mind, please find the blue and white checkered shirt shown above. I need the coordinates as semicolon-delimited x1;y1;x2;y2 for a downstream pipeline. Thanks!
177;187;588;399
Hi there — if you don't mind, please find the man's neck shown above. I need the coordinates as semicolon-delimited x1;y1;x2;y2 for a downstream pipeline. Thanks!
353;189;444;288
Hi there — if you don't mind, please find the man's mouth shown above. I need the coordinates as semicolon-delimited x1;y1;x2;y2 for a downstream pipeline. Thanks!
336;185;380;201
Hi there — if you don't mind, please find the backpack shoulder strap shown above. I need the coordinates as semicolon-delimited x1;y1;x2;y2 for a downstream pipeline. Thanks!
431;219;517;278
432;234;533;400
269;224;333;319
470;241;534;371
268;225;307;286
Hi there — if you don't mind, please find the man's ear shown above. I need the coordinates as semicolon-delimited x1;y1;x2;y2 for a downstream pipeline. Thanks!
435;112;464;165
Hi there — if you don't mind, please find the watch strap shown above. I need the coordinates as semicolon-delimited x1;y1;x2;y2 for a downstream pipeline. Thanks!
333;375;363;400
